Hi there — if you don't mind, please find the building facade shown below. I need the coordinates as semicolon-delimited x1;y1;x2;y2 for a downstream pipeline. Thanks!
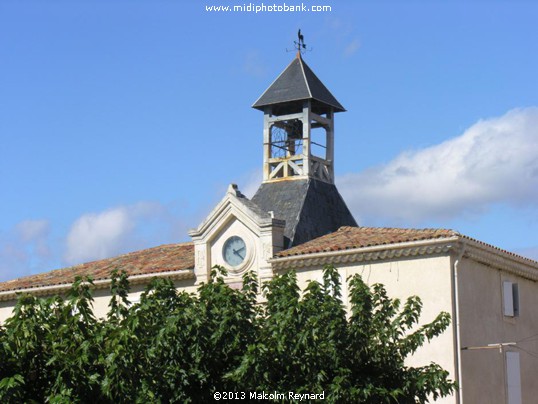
1;51;537;404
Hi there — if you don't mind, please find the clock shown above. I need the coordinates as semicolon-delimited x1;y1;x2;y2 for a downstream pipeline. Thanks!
222;236;247;267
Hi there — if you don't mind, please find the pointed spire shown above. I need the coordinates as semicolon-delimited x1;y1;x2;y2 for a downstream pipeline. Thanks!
252;55;345;114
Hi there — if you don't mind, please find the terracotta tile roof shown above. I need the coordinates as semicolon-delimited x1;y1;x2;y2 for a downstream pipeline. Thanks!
0;242;194;293
275;226;460;258
2;227;536;295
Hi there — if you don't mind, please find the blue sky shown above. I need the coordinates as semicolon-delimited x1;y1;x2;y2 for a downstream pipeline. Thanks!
1;0;537;281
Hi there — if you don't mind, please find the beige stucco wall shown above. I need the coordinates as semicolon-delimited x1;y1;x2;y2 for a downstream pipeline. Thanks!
458;256;538;404
0;277;198;324
291;254;457;404
0;301;15;324
91;278;198;319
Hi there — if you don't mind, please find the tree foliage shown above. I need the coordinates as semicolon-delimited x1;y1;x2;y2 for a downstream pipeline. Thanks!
0;266;456;403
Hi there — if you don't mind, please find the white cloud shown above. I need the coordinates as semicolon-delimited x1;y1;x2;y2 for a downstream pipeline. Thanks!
240;169;263;198
338;107;538;224
344;38;361;57
16;219;50;242
64;207;133;264
63;201;176;265
15;219;51;257
325;16;354;37
0;219;52;281
0;243;27;281
323;16;360;57
0;201;189;280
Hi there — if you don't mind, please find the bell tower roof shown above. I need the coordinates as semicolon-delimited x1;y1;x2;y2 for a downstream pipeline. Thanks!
252;54;345;115
249;37;358;247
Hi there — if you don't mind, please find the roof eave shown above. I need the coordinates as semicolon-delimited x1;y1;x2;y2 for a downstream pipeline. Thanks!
0;268;195;302
269;236;461;270
270;236;538;281
252;97;346;113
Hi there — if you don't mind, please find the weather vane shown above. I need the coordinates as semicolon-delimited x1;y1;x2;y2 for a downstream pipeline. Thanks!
287;29;312;55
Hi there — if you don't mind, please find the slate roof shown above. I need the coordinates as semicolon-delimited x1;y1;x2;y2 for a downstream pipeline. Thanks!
275;226;458;257
0;242;194;293
252;54;345;113
233;186;273;220
251;179;358;248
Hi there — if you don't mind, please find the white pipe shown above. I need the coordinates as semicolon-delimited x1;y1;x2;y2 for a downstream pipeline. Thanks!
454;241;466;404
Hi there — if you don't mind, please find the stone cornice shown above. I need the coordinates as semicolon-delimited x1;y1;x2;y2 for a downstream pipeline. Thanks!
270;236;538;282
269;237;460;271
0;269;195;302
463;239;538;282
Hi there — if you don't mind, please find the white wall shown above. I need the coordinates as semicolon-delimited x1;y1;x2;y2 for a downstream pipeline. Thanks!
0;301;14;324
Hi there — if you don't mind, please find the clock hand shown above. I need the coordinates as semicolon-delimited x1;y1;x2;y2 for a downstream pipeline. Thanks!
233;248;245;259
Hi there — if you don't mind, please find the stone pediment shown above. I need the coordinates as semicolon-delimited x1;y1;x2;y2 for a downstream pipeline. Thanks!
189;184;284;285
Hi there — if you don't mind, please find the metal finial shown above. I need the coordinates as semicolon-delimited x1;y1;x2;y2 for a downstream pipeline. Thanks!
295;29;307;53
297;29;305;49
287;29;311;55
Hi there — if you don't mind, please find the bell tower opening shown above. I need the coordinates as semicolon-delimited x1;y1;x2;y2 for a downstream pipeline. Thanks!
263;100;335;183
268;117;304;179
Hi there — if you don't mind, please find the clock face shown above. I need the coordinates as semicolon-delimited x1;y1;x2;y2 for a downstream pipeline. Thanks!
222;236;247;267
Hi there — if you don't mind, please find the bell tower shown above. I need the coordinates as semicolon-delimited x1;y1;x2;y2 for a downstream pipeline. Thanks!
252;51;345;184
250;35;357;248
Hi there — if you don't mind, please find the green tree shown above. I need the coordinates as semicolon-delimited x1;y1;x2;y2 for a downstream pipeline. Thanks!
0;278;105;403
228;266;455;403
0;265;456;403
